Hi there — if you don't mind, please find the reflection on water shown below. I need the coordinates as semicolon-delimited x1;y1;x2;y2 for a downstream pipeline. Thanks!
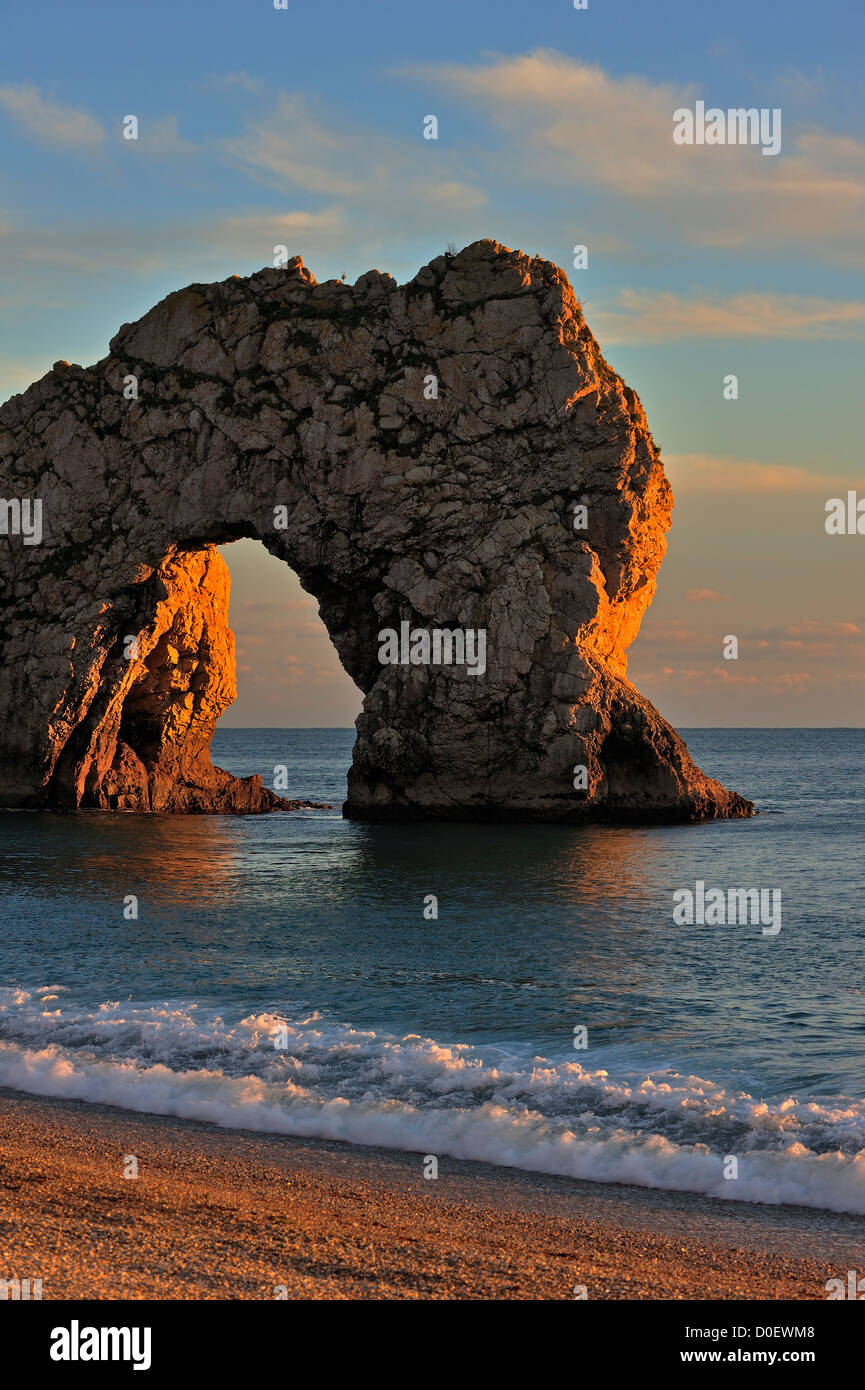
0;728;864;1098
0;811;242;903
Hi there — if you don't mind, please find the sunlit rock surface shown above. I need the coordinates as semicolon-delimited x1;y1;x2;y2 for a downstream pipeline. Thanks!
0;240;751;820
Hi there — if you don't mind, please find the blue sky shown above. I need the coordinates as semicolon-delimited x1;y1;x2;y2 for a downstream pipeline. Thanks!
2;0;864;723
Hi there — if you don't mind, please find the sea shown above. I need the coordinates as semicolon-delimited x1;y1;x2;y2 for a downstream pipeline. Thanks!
2;727;864;1215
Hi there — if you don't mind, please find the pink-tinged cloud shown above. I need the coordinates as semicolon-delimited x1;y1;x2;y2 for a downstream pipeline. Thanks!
593;289;865;343
684;588;729;603
663;454;846;495
634;618;710;647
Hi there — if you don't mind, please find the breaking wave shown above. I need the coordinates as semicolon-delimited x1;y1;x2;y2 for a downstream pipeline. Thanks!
2;986;865;1214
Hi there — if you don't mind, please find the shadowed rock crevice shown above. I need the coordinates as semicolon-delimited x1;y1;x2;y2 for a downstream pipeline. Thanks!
0;239;751;822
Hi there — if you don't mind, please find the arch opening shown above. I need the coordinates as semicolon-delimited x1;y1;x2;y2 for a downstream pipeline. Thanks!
214;537;363;733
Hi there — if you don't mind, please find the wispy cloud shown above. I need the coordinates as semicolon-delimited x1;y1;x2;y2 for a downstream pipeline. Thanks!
214;208;347;261
592;289;865;342
215;71;266;95
135;115;196;159
663;454;843;495
408;50;865;263
635;616;865;666
0;84;105;148
0;206;346;282
222;93;486;239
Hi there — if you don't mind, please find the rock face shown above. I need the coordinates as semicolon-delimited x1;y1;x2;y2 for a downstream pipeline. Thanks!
0;240;751;821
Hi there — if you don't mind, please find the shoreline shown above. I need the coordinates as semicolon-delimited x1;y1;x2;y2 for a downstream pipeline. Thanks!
1;1086;862;1300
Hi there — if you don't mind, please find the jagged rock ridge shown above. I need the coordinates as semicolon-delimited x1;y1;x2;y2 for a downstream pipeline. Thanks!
0;240;751;821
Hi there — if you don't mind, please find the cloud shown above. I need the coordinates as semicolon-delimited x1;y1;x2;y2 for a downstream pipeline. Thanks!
407;50;688;199
633;616;865;673
0;218;198;274
630;663;865;702
135;115;196;159
662;454;843;495
0;87;192;160
222;93;486;235
0;84;105;148
217;72;266;95
635;619;710;648
684;589;729;603
409;50;865;263
773;68;827;103
709;667;815;688
591;289;865;343
635;665;815;691
225;94;366;199
0;206;346;283
214;208;347;261
771;620;864;638
756;620;865;657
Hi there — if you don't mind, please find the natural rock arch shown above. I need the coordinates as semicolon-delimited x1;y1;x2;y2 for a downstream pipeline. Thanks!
0;240;751;821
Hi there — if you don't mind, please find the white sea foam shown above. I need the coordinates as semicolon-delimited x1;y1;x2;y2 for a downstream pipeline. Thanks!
1;986;865;1214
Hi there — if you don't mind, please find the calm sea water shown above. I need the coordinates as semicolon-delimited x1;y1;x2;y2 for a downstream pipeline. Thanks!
2;728;864;1213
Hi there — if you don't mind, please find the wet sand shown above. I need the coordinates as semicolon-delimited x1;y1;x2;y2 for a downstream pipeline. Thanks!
0;1087;862;1300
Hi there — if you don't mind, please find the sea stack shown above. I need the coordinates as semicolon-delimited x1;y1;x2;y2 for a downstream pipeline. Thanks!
0;240;752;821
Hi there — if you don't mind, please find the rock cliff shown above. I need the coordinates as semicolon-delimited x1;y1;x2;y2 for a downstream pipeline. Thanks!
0;240;751;821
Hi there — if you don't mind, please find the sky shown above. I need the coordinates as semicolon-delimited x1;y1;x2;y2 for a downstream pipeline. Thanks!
1;0;863;725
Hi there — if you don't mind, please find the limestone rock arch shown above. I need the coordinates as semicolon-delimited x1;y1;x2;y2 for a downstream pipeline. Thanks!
0;240;751;821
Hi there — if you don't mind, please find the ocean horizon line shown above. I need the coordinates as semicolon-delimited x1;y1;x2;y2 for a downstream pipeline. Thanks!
214;724;865;732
